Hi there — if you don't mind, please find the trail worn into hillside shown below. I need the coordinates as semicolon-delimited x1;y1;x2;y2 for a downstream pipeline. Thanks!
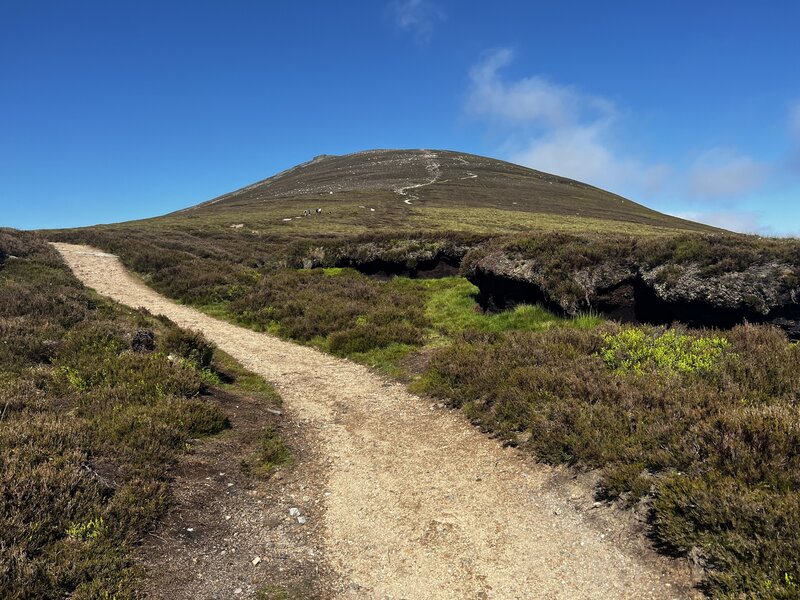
55;243;699;600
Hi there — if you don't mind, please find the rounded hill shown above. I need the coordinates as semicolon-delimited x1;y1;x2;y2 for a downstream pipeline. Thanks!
175;149;711;233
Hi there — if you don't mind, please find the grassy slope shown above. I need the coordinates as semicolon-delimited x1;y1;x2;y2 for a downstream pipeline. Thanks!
0;230;288;599
178;149;713;234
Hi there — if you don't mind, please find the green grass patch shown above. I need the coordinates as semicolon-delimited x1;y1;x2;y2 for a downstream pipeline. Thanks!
346;343;417;377
419;277;602;336
241;426;292;478
212;349;282;405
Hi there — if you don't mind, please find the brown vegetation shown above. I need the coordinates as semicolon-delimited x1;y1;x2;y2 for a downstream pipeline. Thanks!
0;229;286;598
415;324;800;598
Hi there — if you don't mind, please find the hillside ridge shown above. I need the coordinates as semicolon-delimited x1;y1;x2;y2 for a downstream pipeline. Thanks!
172;148;712;232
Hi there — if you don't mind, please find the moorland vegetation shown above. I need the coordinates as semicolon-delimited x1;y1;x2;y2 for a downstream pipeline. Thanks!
40;150;800;597
49;220;800;598
0;229;288;599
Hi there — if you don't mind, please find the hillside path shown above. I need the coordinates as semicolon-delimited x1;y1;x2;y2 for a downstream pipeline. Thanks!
54;243;697;600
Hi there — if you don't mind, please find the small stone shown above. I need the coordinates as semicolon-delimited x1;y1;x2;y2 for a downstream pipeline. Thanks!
297;516;307;524
252;556;262;566
234;588;243;595
289;507;301;517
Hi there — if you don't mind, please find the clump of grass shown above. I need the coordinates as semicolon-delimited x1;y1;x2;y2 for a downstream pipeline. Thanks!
256;583;314;600
241;426;292;478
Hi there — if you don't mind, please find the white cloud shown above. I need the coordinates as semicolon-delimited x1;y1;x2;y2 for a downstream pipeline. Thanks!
466;49;593;128
688;148;767;200
392;0;445;42
465;49;669;195
673;210;769;234
509;124;671;195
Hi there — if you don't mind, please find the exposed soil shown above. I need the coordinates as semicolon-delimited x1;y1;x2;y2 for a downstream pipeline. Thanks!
137;386;330;599
55;243;703;600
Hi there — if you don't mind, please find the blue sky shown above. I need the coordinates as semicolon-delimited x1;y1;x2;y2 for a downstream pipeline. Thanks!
1;1;799;234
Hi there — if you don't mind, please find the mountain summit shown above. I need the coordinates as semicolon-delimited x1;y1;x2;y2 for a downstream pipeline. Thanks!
177;149;709;232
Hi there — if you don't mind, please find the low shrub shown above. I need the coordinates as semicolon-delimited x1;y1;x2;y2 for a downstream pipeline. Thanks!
159;328;215;369
418;323;800;598
0;229;258;598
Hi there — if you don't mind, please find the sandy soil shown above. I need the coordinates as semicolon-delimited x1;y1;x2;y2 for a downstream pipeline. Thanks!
54;243;701;600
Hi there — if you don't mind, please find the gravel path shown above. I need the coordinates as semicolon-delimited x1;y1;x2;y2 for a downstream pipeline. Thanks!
54;243;697;600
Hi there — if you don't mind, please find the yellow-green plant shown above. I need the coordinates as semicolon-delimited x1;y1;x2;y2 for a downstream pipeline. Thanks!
66;517;105;542
600;328;729;376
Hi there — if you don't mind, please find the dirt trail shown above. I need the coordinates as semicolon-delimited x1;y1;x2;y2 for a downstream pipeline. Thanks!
394;150;441;204
54;243;698;600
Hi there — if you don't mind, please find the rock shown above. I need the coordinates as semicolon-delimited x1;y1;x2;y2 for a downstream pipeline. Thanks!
252;556;261;566
289;507;301;517
297;516;307;524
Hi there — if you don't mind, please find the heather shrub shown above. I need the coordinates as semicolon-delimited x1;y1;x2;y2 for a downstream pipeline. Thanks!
0;229;254;597
159;327;215;369
419;324;800;597
230;268;431;358
328;322;423;356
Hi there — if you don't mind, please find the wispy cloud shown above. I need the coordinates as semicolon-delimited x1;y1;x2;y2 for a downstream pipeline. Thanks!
688;148;768;200
791;102;800;142
465;48;669;195
391;0;445;43
673;209;770;234
464;49;792;236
